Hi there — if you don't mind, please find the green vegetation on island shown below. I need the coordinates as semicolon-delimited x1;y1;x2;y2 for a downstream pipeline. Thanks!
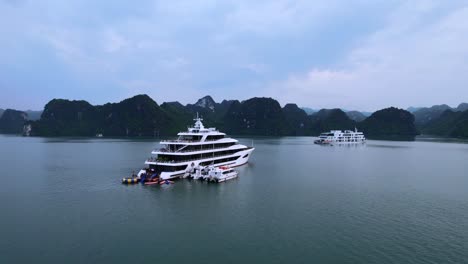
33;95;172;137
360;107;419;140
6;94;465;140
406;103;468;138
420;110;468;138
346;111;367;122
0;109;28;134
308;109;356;135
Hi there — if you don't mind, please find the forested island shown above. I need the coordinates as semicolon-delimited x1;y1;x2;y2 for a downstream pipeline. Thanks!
2;94;466;139
409;104;468;138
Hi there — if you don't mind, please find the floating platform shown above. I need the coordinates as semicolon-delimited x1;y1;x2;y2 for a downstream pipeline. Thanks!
122;178;139;184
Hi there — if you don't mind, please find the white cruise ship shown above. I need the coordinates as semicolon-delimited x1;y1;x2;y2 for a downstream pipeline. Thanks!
141;115;254;180
314;128;366;144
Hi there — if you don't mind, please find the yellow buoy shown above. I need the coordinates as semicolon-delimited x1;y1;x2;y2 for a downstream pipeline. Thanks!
122;178;139;184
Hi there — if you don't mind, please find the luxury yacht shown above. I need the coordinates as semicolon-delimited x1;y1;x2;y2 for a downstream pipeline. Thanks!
140;114;254;180
314;128;366;144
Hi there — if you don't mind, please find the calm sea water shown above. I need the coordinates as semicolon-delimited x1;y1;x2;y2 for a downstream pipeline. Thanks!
1;135;467;263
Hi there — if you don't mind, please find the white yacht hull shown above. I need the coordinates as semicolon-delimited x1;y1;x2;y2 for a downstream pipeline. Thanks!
157;148;254;180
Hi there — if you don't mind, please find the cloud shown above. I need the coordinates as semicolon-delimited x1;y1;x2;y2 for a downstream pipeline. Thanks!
222;0;357;37
160;57;190;69
265;1;468;110
1;0;24;6
267;69;354;106
1;0;468;111
36;27;117;75
103;30;128;53
238;63;268;74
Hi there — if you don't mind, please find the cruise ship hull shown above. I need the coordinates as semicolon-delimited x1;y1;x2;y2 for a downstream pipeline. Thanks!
145;147;254;180
316;129;366;145
314;139;365;145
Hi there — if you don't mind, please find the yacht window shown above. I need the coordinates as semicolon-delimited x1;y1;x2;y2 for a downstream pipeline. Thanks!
206;135;225;141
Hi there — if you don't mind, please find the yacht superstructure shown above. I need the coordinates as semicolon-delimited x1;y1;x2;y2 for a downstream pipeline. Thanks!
314;128;366;144
142;115;254;180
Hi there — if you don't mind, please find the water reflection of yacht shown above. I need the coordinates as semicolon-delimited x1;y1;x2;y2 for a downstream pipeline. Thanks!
314;128;366;145
140;114;254;180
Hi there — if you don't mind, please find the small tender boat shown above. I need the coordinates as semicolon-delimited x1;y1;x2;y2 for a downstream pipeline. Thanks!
189;165;208;180
139;171;159;184
206;166;238;183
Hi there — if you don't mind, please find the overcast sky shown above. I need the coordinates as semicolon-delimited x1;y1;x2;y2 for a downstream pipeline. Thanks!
1;0;467;111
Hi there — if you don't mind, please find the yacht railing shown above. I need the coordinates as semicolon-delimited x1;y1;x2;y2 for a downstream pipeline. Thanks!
160;138;227;144
185;129;220;133
147;146;253;164
146;152;240;164
154;145;236;153
161;139;200;143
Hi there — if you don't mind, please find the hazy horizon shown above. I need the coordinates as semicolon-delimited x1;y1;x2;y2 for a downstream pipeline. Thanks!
1;0;468;111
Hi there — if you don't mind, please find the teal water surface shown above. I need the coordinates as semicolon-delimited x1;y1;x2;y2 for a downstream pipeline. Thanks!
0;135;467;263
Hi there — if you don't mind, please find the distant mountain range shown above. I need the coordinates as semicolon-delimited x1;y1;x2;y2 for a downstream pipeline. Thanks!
0;108;42;120
301;107;370;122
24;110;42;121
300;107;317;115
5;96;468;139
406;106;423;113
421;110;468;138
407;103;468;113
407;103;468;124
0;95;420;139
403;103;468;138
346;111;368;122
